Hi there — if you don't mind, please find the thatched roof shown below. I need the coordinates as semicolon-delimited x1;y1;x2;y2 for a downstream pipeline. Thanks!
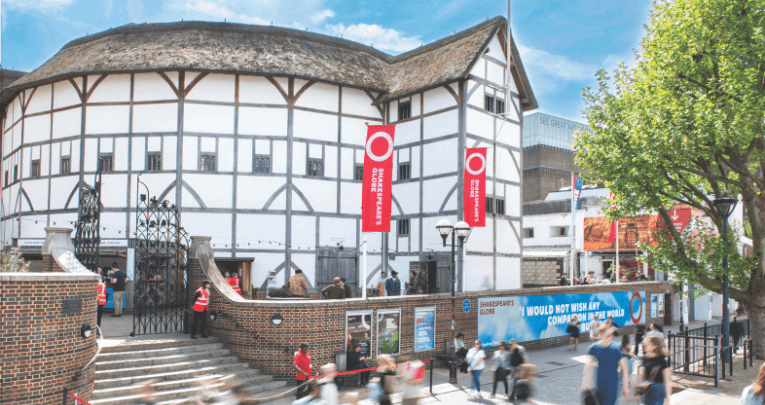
1;17;536;111
1;69;27;90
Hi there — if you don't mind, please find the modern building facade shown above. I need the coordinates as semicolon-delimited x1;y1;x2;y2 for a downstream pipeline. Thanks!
0;17;536;294
522;112;588;202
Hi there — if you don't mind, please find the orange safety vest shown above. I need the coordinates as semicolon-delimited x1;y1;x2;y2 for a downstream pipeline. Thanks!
97;283;107;306
228;277;242;295
193;287;210;312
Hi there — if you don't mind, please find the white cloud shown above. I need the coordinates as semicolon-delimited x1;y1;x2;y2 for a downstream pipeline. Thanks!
325;23;421;53
312;9;335;24
178;0;269;25
517;44;597;82
4;0;73;11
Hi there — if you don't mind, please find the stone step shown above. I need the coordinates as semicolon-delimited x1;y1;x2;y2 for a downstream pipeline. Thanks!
95;357;242;380
100;337;219;354
96;343;224;362
153;381;291;405
94;363;254;389
90;379;287;405
90;371;271;400
96;348;231;371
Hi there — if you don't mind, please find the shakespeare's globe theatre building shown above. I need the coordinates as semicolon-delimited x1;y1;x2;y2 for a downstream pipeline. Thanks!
0;17;537;294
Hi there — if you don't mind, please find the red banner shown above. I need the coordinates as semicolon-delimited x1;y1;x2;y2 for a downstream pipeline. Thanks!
362;125;396;232
464;148;487;227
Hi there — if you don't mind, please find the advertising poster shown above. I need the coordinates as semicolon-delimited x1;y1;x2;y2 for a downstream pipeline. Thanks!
377;309;401;355
346;311;373;358
658;294;665;317
478;291;645;348
651;295;658;318
414;307;436;352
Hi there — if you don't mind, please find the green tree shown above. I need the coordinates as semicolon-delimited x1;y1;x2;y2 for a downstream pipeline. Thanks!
576;0;765;356
0;249;29;273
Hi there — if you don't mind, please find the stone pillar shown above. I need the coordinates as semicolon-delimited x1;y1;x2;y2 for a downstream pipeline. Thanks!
41;227;75;273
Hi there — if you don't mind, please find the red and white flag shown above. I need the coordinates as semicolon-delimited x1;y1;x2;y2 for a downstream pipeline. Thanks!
464;147;487;227
362;125;396;232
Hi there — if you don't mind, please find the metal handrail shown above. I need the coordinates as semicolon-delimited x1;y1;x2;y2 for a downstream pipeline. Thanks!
72;325;102;382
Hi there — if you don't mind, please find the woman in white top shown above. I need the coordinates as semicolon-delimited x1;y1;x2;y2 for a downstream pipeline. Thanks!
466;340;486;399
741;363;765;405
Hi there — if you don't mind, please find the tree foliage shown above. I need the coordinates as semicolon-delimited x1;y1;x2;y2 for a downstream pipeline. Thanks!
0;249;29;273
575;0;765;350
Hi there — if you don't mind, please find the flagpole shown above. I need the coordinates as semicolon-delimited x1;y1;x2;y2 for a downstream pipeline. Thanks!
570;173;575;286
615;219;620;283
362;233;368;299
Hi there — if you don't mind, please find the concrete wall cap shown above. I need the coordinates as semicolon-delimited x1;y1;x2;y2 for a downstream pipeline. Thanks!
0;272;99;282
41;227;75;256
189;236;214;259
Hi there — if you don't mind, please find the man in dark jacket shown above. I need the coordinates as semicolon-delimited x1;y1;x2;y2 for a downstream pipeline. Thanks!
321;277;346;299
109;262;127;317
340;277;352;298
386;271;401;296
731;315;743;353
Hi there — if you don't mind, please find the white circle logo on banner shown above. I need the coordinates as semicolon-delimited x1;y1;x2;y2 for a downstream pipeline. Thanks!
465;152;486;175
365;132;394;162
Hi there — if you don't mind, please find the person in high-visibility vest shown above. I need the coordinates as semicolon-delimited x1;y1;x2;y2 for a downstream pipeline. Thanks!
97;275;107;328
229;273;242;295
190;280;212;339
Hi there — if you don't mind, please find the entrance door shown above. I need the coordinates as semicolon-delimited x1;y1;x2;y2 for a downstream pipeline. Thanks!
316;247;358;296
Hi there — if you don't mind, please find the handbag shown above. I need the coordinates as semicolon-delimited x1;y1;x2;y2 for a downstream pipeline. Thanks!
582;389;600;405
635;365;660;396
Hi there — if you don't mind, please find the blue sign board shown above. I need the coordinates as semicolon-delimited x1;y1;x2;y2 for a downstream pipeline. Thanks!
478;291;645;347
462;299;471;313
414;307;436;352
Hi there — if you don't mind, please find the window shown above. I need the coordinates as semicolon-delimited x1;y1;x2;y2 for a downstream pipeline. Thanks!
485;94;506;114
522;228;534;238
61;157;71;174
200;154;216;172
398;163;411;180
550;226;569;237
31;160;40;178
13;165;18;182
486;196;495;213
354;164;364;181
307;158;323;177
397;219;410;236
495;198;505;215
398;101;411;121
147;154;162;171
99;155;113;172
253;155;271;173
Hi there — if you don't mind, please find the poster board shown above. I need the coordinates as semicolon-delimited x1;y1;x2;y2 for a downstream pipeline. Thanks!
478;291;646;348
377;309;401;355
658;294;665;317
414;307;436;352
651;294;658;318
346;311;373;358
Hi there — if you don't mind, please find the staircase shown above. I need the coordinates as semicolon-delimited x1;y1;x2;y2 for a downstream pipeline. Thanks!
90;337;289;405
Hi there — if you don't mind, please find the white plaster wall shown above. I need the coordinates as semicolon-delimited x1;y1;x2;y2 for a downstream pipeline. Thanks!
423;86;456;114
291;252;317;286
23;115;50;145
467;220;493;253
184;104;234;134
133;73;177;101
507;185;521;217
295;82;338;112
184;174;232;208
251;252;286;288
272;141;287;174
186;73;235;103
238;107;288;136
182;136;198;170
466;109;493;139
88;74;130;103
496;257;522;290
392;182;419;214
239;76;287;105
132;103;177;133
52;108;81;139
114;138;128;171
87;105;129;134
422;176;457;213
498;123;521;148
132;136;146;170
341;88;380;118
290;215;316;251
487;61;505;87
319;217;356;246
293;178;336;213
423;110;458;140
218;138;234;172
292;141;306;176
496;219;520;254
25;85;52;115
465;255;494;291
163;136;177;170
340;117;367;146
236;176;285;209
237;139;253;172
294;110;337;143
324;146;337;178
183;213;232;247
53;79;81;109
394;120;420;146
49;176;80;210
340;182;362;215
422;139;457;177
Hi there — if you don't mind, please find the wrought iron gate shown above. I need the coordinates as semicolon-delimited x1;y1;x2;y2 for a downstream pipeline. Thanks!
73;160;102;271
132;180;189;335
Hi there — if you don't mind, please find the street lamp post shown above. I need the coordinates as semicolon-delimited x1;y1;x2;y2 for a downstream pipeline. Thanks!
437;219;471;384
713;197;737;362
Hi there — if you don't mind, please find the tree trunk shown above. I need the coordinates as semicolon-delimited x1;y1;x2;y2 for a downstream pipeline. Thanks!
749;303;765;359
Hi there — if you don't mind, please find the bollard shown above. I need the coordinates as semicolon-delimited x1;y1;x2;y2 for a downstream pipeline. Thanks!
714;336;720;387
429;358;434;395
62;388;68;405
684;326;690;374
744;341;747;370
703;323;708;368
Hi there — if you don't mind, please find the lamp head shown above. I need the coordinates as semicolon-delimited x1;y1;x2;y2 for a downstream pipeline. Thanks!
454;221;471;241
713;197;738;219
209;310;218;321
436;219;453;246
271;313;284;326
80;324;92;339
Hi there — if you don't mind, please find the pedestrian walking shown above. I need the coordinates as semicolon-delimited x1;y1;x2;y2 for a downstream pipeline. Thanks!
732;315;743;353
109;262;126;317
96;274;107;328
508;338;529;401
512;364;537;404
634;324;646;356
386;271;401;296
319;364;339;405
377;355;398;405
454;332;468;358
567;315;581;351
581;326;630;405
621;334;634;383
347;341;370;387
190;280;211;339
639;335;672;405
590;315;602;341
466;340;486;399
321;277;346;299
377;271;387;296
740;363;765;405
401;359;426;405
292;379;325;405
293;343;312;399
289;269;309;297
491;341;511;398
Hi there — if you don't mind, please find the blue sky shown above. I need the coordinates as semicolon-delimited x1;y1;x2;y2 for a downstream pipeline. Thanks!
1;0;651;122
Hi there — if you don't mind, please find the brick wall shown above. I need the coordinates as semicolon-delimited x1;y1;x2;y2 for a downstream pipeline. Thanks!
188;257;671;380
522;259;561;286
0;272;99;404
